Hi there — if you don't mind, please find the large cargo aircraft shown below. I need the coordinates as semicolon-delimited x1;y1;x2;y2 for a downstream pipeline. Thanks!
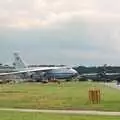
0;53;78;82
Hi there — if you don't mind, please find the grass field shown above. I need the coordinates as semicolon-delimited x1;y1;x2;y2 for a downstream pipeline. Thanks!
0;111;120;120
0;82;119;111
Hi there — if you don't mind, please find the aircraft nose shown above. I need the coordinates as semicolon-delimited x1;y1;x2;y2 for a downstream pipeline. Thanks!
70;69;79;76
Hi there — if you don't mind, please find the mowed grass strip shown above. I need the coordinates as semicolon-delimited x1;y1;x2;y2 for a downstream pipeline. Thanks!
0;111;120;120
0;82;119;111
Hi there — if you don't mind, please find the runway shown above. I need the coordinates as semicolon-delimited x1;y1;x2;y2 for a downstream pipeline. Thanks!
101;82;120;90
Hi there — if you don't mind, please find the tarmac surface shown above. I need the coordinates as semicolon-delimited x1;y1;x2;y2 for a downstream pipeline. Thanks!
0;108;120;116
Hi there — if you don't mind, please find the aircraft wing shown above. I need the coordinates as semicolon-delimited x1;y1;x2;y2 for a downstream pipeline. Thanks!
106;73;120;75
0;67;61;76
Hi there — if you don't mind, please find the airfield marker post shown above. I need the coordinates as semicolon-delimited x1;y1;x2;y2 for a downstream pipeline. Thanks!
89;89;101;104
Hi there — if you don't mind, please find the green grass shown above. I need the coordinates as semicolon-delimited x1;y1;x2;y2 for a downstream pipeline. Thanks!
0;111;120;120
0;82;119;111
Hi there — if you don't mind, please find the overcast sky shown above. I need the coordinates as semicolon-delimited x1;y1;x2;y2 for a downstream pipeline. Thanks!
0;0;120;66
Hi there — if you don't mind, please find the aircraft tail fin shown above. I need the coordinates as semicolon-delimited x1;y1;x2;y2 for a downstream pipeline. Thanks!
13;52;26;69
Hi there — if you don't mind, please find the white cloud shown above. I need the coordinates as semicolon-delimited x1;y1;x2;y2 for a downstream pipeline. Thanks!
0;0;120;28
1;0;120;65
